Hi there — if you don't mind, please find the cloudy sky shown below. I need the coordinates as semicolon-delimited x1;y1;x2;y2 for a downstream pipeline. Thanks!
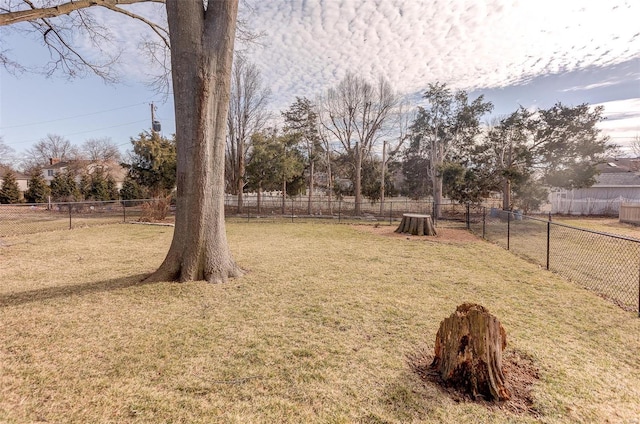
1;0;639;163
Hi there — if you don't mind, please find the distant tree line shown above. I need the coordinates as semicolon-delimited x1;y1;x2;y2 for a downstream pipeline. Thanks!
219;61;611;217
1;60;611;214
0;132;177;204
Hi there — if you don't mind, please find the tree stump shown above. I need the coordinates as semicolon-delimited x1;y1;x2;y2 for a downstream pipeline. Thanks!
431;303;510;401
395;214;437;236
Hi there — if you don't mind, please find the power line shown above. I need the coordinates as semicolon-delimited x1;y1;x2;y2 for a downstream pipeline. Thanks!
0;102;149;130
6;119;150;146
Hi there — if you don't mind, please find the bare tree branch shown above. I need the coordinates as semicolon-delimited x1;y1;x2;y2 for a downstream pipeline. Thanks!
1;0;260;89
0;0;164;26
100;2;169;48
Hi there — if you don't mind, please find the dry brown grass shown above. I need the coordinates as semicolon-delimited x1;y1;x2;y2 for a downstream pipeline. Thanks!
1;222;639;423
478;216;640;311
553;216;640;240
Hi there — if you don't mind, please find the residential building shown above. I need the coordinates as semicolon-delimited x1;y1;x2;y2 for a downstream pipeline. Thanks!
41;158;127;190
550;158;640;215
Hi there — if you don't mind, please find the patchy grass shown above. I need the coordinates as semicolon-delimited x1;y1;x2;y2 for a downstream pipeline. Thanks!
553;216;640;240
1;222;639;423
475;216;640;311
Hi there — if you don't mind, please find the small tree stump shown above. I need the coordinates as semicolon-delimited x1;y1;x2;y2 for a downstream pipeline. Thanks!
431;303;510;401
395;214;437;236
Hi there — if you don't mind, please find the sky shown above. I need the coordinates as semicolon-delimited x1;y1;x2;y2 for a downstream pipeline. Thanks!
0;0;639;166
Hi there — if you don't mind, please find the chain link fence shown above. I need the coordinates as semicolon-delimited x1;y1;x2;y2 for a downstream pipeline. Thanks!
222;194;475;225
0;197;477;238
0;199;169;237
468;205;640;315
4;198;637;314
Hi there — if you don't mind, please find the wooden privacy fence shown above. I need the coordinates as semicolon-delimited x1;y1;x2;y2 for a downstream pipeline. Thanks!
619;204;640;225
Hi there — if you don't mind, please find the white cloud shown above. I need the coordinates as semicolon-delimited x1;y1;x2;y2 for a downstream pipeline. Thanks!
593;99;640;147
75;3;169;82
243;0;639;109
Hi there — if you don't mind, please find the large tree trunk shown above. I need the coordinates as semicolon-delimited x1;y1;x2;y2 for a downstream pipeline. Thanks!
147;0;242;284
432;173;443;219
395;214;437;236
429;136;443;219
236;135;244;213
379;139;386;216
431;303;510;401
307;159;314;215
326;150;333;215
257;183;262;214
281;178;286;214
502;178;511;210
354;143;362;216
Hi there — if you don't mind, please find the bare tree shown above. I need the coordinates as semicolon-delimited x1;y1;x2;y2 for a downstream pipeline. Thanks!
81;137;122;162
23;133;78;169
1;0;242;283
313;100;335;214
0;136;16;166
319;72;399;215
225;54;271;213
379;101;413;214
0;0;169;81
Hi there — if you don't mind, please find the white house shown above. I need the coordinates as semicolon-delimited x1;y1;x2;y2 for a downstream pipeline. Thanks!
550;158;640;215
0;165;29;199
42;158;127;190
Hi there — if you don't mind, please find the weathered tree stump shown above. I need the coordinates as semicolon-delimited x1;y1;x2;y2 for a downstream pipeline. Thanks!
395;214;437;236
431;303;510;401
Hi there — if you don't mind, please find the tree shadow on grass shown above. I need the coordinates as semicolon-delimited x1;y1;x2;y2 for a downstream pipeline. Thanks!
0;273;159;308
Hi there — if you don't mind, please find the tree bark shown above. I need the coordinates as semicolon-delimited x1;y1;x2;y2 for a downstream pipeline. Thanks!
0;0;159;27
236;136;244;214
431;303;510;401
307;159;314;215
395;214;437;236
147;0;242;283
257;184;262;214
354;143;362;216
503;178;511;210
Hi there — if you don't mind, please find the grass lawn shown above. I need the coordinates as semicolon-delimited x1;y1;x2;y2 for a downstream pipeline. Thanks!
473;215;640;312
550;216;640;240
1;222;639;423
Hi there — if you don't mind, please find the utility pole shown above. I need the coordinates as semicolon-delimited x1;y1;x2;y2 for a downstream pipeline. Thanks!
150;102;161;134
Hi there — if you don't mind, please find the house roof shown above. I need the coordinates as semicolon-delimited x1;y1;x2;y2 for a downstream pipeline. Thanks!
42;159;127;182
596;158;640;174
43;159;91;170
594;172;640;187
0;166;29;181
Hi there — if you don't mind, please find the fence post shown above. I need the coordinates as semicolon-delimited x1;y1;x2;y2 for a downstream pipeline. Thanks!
291;197;294;223
546;219;551;270
122;200;126;223
69;202;72;230
389;202;393;226
338;199;342;223
507;210;511;250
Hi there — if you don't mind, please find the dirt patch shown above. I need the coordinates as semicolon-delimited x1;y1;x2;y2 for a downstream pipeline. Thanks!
352;224;481;244
408;347;540;417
